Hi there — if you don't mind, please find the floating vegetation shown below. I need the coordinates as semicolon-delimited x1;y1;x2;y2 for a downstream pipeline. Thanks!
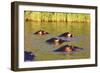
24;51;35;61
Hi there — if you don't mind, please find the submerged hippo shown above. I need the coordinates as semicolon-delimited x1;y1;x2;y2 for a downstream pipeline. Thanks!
54;45;83;53
46;37;65;45
24;51;35;61
34;30;49;35
59;32;73;38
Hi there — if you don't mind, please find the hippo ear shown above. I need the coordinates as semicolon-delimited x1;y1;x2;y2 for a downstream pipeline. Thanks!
46;32;49;34
34;32;38;34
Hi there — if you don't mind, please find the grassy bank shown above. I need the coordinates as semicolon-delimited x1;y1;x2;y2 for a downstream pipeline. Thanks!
24;11;90;23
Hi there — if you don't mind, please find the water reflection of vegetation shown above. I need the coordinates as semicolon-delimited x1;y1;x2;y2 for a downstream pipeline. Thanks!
25;22;90;37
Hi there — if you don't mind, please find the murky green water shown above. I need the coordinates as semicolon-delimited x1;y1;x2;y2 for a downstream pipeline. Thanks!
24;22;90;61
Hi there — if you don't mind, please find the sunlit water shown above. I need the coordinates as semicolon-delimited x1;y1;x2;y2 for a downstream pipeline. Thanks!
24;22;90;61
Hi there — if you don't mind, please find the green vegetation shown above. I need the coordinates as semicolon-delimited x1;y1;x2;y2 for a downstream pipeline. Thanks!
24;11;90;23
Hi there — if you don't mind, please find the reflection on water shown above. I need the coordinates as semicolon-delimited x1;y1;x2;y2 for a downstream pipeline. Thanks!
24;22;90;61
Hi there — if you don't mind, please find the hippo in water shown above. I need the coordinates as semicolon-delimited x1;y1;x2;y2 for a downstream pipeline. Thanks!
24;51;35;61
58;32;73;38
34;30;49;36
46;37;65;45
54;45;83;53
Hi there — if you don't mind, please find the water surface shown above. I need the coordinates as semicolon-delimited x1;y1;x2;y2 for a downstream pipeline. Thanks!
24;22;90;61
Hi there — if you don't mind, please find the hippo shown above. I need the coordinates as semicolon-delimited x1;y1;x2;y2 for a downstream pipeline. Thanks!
54;45;83;53
58;32;73;38
46;37;65;45
34;30;49;35
24;51;35;61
